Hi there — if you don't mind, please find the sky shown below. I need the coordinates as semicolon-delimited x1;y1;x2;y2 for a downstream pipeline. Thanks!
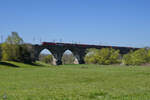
0;0;150;48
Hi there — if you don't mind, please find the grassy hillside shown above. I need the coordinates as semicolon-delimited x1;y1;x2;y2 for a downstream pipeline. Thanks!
0;62;150;100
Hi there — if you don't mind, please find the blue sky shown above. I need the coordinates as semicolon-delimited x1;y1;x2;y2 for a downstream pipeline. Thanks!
0;0;150;47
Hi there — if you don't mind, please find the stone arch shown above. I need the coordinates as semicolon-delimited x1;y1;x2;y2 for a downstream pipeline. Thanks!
62;49;79;64
38;48;56;65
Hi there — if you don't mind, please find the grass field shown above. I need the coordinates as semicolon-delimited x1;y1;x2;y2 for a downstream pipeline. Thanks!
0;62;150;100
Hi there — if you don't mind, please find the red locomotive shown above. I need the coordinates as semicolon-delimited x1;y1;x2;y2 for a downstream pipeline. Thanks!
42;42;56;46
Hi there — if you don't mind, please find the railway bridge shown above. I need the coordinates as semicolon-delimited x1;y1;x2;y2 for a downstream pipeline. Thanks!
32;42;138;65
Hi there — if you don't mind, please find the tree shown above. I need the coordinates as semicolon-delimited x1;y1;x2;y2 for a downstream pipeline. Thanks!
84;48;99;64
1;43;13;61
1;32;32;63
1;32;23;61
84;48;120;65
6;32;23;44
122;48;150;65
122;51;133;65
19;44;33;63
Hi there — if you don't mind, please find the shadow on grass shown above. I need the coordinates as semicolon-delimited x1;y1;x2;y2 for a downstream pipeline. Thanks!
29;63;45;67
0;61;52;68
0;62;19;67
32;63;53;67
12;61;44;67
22;62;50;67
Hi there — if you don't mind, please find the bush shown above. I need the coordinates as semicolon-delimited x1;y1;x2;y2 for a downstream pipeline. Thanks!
84;48;120;65
122;48;150;65
40;55;53;64
62;53;75;64
122;51;133;65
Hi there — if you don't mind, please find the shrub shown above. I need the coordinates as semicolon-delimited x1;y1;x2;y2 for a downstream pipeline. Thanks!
84;49;99;64
84;48;120;65
40;55;53;64
62;53;75;64
122;51;133;65
123;48;150;65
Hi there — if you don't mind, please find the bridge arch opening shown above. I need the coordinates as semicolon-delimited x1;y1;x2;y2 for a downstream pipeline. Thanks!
38;49;56;65
62;50;79;65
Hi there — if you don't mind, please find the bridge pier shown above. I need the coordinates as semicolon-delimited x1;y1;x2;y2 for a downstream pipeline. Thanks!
52;49;64;65
75;55;85;64
56;60;62;65
74;49;86;64
78;59;85;64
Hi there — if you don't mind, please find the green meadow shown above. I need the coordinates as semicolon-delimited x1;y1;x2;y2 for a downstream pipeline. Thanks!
0;62;150;100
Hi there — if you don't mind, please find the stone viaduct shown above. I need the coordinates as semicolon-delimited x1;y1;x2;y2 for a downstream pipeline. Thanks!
32;42;138;65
